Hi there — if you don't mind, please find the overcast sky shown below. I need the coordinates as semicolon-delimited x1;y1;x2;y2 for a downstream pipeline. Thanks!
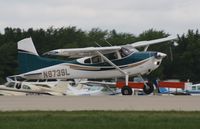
0;0;199;35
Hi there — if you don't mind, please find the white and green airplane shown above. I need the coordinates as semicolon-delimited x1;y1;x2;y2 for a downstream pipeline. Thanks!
15;36;176;95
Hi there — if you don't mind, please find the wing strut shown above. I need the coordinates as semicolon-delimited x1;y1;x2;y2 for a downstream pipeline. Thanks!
96;51;129;86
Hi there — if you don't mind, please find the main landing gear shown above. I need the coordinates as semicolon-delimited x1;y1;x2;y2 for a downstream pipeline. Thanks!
95;51;155;96
121;86;133;95
121;81;154;95
143;82;154;94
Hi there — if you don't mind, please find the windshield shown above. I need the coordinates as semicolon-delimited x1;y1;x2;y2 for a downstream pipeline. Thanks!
120;47;133;57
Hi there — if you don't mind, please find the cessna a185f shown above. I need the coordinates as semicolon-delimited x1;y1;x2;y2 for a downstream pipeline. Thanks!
16;36;176;95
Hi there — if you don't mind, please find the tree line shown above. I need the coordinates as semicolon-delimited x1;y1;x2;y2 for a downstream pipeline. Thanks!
0;27;199;83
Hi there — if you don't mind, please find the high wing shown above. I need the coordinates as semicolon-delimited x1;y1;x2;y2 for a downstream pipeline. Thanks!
128;35;177;48
43;36;177;58
43;46;121;58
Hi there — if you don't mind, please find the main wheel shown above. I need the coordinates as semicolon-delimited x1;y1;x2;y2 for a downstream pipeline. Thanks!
143;82;154;94
121;86;133;95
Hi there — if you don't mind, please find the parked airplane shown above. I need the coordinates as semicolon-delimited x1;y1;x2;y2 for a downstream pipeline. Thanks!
0;78;68;96
158;81;200;96
0;77;104;96
185;83;200;95
15;36;176;95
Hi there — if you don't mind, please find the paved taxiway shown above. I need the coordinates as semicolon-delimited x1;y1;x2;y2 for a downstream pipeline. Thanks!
0;96;200;111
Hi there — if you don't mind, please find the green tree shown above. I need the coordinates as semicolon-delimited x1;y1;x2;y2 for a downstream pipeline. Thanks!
0;41;17;83
165;30;200;82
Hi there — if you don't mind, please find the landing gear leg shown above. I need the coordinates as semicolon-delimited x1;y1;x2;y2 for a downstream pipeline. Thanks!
121;74;133;95
138;75;154;95
95;51;133;95
143;82;154;94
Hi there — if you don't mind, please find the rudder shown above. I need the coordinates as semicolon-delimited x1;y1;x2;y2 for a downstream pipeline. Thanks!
18;38;39;56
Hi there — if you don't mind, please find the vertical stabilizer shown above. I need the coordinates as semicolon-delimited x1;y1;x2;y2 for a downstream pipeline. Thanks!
18;38;39;56
17;38;65;74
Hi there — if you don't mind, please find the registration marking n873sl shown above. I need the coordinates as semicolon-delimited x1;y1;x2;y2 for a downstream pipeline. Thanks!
43;69;69;78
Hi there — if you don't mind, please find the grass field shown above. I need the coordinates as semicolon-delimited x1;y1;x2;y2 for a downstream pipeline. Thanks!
0;111;199;129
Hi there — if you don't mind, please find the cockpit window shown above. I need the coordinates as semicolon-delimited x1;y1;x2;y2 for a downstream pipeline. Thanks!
120;47;132;57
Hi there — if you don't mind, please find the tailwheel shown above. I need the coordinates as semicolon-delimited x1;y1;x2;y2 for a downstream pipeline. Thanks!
121;86;133;95
143;82;154;94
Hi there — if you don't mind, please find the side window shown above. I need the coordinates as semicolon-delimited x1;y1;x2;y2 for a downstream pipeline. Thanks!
192;86;196;90
22;85;31;90
84;58;91;63
38;79;46;82
91;56;102;63
47;79;57;82
6;82;15;88
26;79;38;82
104;52;118;60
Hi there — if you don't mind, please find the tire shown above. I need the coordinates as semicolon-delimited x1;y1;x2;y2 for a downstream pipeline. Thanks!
143;82;154;94
121;86;133;95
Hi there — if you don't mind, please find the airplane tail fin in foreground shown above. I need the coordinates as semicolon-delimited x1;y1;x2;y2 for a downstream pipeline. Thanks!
18;38;40;73
18;38;65;74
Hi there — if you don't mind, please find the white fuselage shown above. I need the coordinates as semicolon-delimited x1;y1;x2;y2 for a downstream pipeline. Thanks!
21;55;163;80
